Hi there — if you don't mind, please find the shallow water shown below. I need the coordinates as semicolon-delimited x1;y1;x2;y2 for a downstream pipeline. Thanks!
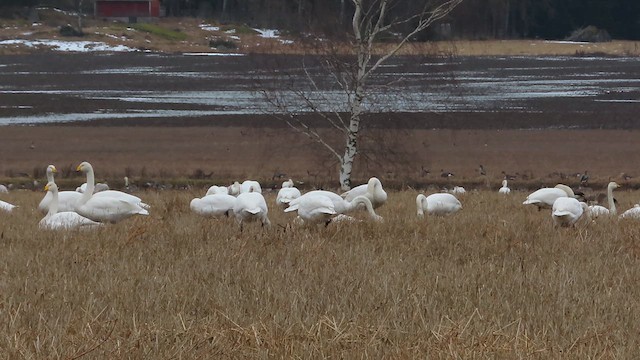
0;53;638;126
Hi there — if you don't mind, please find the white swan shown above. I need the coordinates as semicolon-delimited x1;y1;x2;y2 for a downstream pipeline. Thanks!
620;204;640;219
498;180;511;194
190;193;236;218
341;177;387;209
206;185;229;196
450;186;466;195
290;193;337;225
282;179;294;188
228;181;241;196
38;165;83;214
233;191;270;228
287;190;382;222
0;200;17;212
76;162;150;210
416;193;462;217
523;184;574;210
39;182;101;230
75;162;149;223
552;197;587;227
276;187;301;208
0;184;8;193
587;182;619;219
240;180;262;194
76;182;109;193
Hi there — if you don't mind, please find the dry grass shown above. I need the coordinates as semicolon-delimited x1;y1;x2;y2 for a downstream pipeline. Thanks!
1;188;640;358
1;11;639;56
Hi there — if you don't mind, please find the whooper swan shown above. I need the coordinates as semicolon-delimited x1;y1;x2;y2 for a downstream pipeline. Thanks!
552;197;587;227
39;182;101;230
190;193;236;218
416;193;462;217
75;162;149;223
233;191;270;229
498;180;511;194
38;165;82;214
341;177;387;209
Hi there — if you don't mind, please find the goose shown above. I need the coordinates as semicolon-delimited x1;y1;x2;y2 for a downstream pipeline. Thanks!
276;186;301;208
77;162;150;210
341;177;387;209
587;182;619;219
206;185;229;196
498;180;511;194
286;190;382;222
523;184;575;210
39;182;101;230
190;193;236;217
75;162;149;223
38;165;83;214
233;191;270;228
552;197;587;227
416;193;462;217
240;180;262;194
0;200;17;212
282;179;294;188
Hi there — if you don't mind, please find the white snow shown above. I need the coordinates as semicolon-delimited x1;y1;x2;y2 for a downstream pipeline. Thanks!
199;24;220;32
0;39;136;52
254;28;280;38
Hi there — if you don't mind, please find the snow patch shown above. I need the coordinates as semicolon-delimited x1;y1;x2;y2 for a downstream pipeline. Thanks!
0;39;136;52
199;24;220;32
254;28;280;38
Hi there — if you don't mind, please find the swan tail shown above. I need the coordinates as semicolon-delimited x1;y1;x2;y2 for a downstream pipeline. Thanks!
139;202;151;210
246;208;261;215
553;210;572;217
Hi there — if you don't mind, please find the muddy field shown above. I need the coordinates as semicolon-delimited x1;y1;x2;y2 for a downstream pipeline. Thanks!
1;52;639;190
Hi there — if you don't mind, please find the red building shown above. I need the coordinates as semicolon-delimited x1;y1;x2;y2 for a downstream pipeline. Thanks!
95;0;161;18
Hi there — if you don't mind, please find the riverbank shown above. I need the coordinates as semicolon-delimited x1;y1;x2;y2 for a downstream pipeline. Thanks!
1;10;639;56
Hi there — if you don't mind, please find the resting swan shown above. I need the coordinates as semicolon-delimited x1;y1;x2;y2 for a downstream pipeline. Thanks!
552;197;587;227
77;162;150;210
282;179;294;188
416;193;462;217
523;184;575;210
0;200;17;212
341;177;387;209
228;181;241;196
498;180;511;194
240;180;262;194
38;165;82;214
75;162;149;223
276;186;301;208
39;182;101;230
233;191;270;228
286;190;383;222
587;182;619;218
206;185;229;196
190;193;236;217
620;204;640;219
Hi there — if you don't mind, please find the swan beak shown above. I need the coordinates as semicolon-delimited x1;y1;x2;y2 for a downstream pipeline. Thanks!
44;184;50;191
75;164;83;172
51;166;57;173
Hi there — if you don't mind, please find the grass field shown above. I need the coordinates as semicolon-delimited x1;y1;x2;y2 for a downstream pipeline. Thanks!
1;188;639;358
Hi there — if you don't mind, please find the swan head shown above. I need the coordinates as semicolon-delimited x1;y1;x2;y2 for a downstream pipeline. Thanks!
502;179;508;187
47;165;57;174
608;181;620;190
44;182;57;192
76;161;92;173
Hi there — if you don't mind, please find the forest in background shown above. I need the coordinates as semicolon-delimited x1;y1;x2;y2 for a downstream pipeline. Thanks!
1;0;639;41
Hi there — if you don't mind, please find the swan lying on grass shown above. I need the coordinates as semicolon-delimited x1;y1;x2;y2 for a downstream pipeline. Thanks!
39;182;101;230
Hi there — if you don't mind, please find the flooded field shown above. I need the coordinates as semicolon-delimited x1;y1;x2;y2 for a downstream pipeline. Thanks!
0;53;639;127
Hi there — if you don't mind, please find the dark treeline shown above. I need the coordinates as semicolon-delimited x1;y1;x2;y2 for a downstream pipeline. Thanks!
3;0;639;40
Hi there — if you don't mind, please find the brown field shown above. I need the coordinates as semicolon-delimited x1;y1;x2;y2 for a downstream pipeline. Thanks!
1;189;639;358
2;125;640;193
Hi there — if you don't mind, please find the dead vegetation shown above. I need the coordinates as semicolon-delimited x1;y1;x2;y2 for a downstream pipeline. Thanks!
1;189;639;358
1;9;639;56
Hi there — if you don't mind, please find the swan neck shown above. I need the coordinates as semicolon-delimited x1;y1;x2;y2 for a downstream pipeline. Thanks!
351;195;378;219
46;168;54;183
608;184;617;215
49;187;58;215
416;194;425;216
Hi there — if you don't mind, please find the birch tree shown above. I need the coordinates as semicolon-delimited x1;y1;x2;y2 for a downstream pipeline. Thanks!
264;0;463;190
